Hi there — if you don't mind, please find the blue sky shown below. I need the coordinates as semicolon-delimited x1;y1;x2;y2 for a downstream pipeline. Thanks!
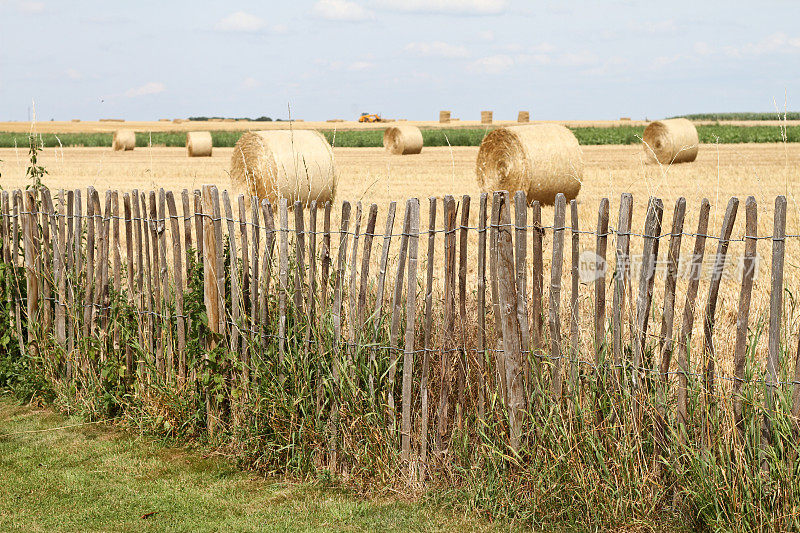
1;0;798;122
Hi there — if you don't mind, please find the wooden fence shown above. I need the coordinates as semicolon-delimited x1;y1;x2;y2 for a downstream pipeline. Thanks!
0;186;798;477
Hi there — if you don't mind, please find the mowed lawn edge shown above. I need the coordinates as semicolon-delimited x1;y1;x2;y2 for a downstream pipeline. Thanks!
2;124;800;149
0;396;493;533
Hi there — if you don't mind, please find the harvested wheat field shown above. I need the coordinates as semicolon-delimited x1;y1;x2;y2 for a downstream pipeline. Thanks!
2;143;800;380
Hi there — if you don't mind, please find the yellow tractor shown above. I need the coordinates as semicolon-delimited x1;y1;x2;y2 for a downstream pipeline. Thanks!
358;113;382;123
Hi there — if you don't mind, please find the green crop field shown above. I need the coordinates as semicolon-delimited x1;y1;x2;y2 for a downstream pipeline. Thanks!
673;112;800;121
1;124;799;150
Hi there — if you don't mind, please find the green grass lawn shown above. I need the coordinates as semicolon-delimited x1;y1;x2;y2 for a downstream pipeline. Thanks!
0;397;492;533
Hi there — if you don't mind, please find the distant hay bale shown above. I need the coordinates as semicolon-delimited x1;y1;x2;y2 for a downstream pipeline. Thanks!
481;111;493;124
230;130;336;205
173;119;185;124
100;118;124;122
186;131;212;157
518;111;530;123
159;118;170;122
112;130;135;151
475;124;583;205
620;117;631;121
642;118;698;164
327;119;345;123
71;119;80;122
439;110;451;123
383;125;423;155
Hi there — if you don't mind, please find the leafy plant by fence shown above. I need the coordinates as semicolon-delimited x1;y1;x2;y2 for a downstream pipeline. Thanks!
2;186;800;528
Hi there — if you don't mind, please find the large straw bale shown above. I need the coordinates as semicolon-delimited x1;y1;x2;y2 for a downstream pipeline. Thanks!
383;125;423;155
112;130;135;151
187;131;213;157
439;110;451;123
642;118;699;164
230;130;336;205
475;124;583;205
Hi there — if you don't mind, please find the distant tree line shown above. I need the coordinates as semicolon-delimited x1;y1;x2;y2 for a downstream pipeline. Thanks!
673;112;800;121
188;116;284;122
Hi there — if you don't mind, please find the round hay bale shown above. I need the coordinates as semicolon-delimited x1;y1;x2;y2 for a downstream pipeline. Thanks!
439;110;451;123
230;130;337;205
518;111;530;123
481;110;493;124
642;118;698;164
112;130;135;151
475;124;583;205
187;131;213;157
383;125;423;155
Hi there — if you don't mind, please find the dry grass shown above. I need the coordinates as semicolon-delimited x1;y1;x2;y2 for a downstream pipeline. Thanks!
2;142;800;382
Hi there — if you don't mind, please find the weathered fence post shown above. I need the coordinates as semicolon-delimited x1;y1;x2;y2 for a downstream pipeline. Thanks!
23;190;40;354
401;198;420;466
201;185;223;435
457;194;472;428
513;192;530;404
612;193;633;391
632;198;663;391
734;197;757;436
436;196;457;450
568;199;580;400
476;193;488;421
358;204;378;329
763;196;786;449
496;192;525;451
549;193;566;400
166;192;186;384
419;196;437;478
388;200;411;433
594;198;610;368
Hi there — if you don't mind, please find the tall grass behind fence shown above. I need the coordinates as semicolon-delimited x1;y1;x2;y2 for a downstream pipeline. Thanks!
2;186;800;527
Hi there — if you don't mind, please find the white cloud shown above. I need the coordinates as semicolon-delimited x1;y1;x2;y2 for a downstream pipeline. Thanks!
468;54;514;74
125;82;165;98
531;42;555;54
515;53;551;66
652;55;682;68
404;41;470;58
215;11;266;32
65;69;81;80
693;33;800;59
312;0;373;21
628;19;677;34
559;51;598;67
377;0;507;14
15;1;43;14
347;61;374;71
693;42;712;56
242;77;260;89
